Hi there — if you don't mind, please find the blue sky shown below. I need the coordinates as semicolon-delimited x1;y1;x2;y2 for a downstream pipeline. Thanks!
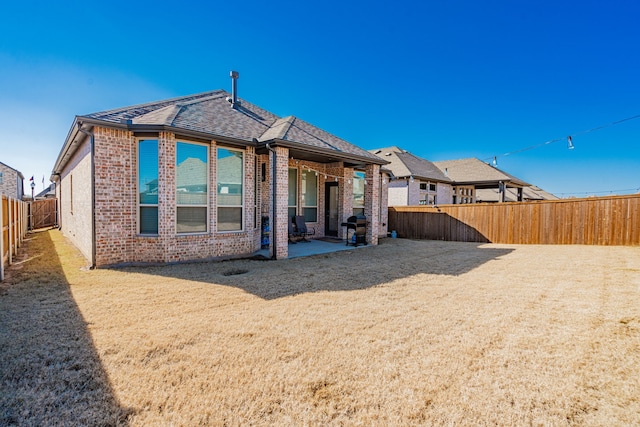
1;0;639;198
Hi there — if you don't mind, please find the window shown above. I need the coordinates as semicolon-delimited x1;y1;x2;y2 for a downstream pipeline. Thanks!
353;171;365;216
217;147;243;231
288;168;298;220
176;141;208;233
138;139;159;234
301;169;317;222
0;172;3;184
429;183;436;192
419;183;427;190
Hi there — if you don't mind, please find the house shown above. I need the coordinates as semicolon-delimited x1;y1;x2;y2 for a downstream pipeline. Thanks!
433;158;532;204
370;147;452;205
51;72;389;267
0;162;24;200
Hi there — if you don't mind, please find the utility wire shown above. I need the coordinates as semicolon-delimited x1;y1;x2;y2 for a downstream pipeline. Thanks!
483;113;640;163
555;187;640;196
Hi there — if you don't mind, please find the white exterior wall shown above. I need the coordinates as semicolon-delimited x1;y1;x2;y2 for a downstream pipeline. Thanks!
438;183;454;204
388;183;408;206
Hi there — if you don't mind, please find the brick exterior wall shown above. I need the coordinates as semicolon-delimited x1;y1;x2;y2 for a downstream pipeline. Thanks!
0;164;23;200
65;127;261;266
58;126;385;266
378;172;389;238
273;146;289;259
365;164;380;245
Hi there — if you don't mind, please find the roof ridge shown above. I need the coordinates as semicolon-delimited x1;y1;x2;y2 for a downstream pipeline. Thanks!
85;90;226;118
280;116;296;140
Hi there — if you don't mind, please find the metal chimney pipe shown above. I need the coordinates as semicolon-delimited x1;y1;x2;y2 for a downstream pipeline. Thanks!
230;71;239;108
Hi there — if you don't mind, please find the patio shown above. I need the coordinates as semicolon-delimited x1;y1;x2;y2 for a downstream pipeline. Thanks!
254;237;370;259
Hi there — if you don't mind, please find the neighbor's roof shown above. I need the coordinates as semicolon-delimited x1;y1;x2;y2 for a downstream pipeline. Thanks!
369;147;451;182
53;90;385;177
433;158;530;186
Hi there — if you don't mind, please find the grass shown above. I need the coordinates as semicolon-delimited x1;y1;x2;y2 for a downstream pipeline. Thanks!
1;229;639;426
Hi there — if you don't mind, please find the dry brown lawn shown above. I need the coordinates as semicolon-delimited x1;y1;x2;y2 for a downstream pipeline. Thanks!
1;229;639;426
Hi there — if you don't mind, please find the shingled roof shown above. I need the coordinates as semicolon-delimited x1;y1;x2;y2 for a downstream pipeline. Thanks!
72;90;384;165
433;158;530;187
369;147;451;182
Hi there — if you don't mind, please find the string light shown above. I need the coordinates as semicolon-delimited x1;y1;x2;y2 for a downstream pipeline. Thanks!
484;112;640;164
297;164;386;185
555;187;640;196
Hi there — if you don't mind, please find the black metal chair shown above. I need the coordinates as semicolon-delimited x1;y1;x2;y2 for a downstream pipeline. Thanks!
294;215;315;242
288;217;303;243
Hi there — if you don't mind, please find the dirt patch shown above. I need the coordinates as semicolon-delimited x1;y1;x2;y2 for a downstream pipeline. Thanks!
1;230;639;426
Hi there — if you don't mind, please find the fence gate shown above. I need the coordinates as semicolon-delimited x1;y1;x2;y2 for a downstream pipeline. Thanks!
30;199;57;230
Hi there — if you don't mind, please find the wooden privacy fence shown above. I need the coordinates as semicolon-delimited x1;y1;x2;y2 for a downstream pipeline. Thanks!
388;194;640;246
1;195;29;281
30;198;58;230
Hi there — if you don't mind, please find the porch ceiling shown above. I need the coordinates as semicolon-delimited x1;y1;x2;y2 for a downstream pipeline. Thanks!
256;144;371;168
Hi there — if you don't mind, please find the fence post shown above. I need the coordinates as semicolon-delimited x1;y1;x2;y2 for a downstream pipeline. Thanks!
1;196;4;281
8;198;13;266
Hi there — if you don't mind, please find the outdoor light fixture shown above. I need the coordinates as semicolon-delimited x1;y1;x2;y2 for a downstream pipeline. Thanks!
567;136;574;149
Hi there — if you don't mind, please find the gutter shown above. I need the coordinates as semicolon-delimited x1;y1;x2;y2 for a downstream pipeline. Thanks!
265;142;277;260
77;122;97;269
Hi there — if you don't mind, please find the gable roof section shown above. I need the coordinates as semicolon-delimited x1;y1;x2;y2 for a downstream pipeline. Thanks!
369;147;451;182
433;158;529;187
261;116;380;162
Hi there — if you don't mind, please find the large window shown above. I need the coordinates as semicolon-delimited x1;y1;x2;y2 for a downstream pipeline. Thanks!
138;139;158;234
217;147;243;231
176;141;208;233
301;169;317;222
353;171;365;216
288;168;298;220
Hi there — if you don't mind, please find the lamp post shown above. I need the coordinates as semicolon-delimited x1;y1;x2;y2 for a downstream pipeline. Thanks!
30;181;35;199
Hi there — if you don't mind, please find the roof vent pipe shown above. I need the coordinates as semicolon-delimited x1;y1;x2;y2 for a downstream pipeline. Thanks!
229;70;239;108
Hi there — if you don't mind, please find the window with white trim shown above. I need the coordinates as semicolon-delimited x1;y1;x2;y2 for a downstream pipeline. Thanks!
176;141;208;233
217;147;243;231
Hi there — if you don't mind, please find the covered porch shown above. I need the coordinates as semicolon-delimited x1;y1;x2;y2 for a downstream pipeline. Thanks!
256;134;388;260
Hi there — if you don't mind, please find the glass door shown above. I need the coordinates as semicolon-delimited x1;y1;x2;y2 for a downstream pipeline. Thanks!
324;182;339;236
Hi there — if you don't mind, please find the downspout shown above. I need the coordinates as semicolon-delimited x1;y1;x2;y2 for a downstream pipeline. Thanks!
77;123;96;269
265;143;277;259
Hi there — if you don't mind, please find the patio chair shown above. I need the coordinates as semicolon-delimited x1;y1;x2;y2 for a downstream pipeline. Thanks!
294;215;315;242
288;217;303;243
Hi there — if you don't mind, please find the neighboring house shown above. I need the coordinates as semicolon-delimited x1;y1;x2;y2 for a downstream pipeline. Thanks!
51;73;389;267
433;158;532;204
370;147;452;206
0;161;24;200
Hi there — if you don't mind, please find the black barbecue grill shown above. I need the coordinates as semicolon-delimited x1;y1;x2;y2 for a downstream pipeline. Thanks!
341;215;367;247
